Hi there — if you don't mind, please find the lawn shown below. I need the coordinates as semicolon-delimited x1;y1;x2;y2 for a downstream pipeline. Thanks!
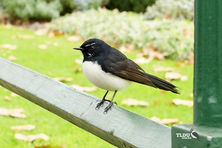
0;25;193;148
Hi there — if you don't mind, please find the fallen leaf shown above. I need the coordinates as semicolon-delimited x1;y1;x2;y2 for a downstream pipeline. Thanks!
134;57;151;64
47;32;55;38
38;44;47;50
46;42;58;46
0;107;26;118
121;99;149;107
71;84;97;92
14;133;49;142
4;96;12;101
8;56;17;61
11;125;35;131
172;99;193;107
12;35;34;39
11;92;18;97
48;30;63;37
165;72;181;80
150;117;179;125
153;66;174;73
67;36;82;42
181;76;188;81
0;44;17;50
53;77;73;83
35;29;47;36
165;72;187;81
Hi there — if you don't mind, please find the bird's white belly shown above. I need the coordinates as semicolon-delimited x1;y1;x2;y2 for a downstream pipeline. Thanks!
82;61;130;91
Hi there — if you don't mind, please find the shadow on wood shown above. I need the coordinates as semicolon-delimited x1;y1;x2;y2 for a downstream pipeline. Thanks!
0;58;170;148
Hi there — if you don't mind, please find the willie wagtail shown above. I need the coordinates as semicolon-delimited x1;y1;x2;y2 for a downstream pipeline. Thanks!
74;38;178;113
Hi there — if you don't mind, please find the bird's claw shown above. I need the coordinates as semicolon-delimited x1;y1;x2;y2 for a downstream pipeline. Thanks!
104;101;117;113
95;99;111;110
104;102;113;113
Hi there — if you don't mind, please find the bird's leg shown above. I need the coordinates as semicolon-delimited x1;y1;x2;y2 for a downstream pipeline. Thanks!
96;90;109;109
104;90;117;113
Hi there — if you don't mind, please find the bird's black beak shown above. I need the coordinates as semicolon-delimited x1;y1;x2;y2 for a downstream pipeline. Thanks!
73;47;83;50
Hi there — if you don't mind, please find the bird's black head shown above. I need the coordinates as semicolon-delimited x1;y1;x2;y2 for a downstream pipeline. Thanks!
74;38;110;61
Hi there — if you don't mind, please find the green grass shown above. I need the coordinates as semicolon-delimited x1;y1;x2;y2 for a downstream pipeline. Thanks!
0;25;193;148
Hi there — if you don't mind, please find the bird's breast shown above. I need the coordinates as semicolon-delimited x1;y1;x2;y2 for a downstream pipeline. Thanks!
82;61;130;91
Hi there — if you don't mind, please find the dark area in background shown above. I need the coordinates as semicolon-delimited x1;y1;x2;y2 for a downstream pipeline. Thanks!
106;0;156;13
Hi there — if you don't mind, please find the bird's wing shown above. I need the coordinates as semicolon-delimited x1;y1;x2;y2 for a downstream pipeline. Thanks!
106;58;157;87
104;55;178;93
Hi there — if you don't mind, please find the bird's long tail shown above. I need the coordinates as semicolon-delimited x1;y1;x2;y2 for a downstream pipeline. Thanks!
145;73;179;94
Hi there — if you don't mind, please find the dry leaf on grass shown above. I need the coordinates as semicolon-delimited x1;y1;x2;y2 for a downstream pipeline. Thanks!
8;56;17;61
165;72;188;81
4;96;12;101
153;66;174;73
11;125;35;131
38;44;47;50
15;133;49;142
48;30;64;37
67;36;82;42
12;35;34;39
71;84;97;92
0;107;26;118
180;76;188;81
53;77;73;83
150;117;179;125
46;42;58;46
134;57;151;64
0;44;17;50
11;92;18;97
35;29;47;36
172;99;193;107
121;99;149;107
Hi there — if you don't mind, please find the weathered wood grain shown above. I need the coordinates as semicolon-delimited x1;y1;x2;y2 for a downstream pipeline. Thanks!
0;58;170;148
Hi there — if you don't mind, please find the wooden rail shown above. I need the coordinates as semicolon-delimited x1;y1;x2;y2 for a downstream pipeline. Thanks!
0;58;170;148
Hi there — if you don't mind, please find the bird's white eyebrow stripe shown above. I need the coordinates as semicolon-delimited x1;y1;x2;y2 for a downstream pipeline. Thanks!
85;42;96;47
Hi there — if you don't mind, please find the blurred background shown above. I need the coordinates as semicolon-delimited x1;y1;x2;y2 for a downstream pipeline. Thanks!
0;0;194;147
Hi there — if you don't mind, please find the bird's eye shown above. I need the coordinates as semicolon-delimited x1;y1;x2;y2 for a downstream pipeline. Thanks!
87;52;94;57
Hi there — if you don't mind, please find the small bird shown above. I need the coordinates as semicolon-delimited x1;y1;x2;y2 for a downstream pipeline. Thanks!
74;38;178;112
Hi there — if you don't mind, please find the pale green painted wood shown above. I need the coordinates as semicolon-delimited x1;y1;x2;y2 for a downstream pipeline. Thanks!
0;58;170;148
